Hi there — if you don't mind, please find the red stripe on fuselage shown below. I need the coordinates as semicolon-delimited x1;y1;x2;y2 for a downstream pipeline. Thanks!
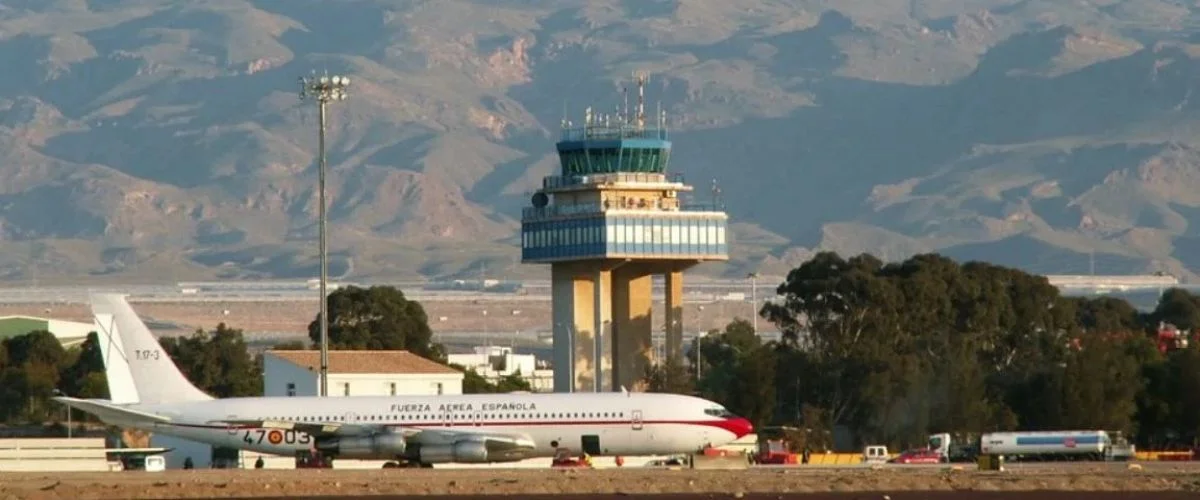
172;418;752;438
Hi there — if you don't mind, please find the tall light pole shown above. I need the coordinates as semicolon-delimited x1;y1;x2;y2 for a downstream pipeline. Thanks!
299;71;350;397
695;304;706;382
746;272;760;335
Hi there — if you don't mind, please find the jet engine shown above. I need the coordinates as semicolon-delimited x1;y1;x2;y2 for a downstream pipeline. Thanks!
316;433;407;459
416;440;489;463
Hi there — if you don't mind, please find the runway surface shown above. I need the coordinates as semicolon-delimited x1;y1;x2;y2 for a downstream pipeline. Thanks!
6;465;1200;500
225;495;1200;500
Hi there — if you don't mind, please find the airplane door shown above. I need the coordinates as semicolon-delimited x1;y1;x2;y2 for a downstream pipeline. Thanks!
472;411;482;427
631;410;643;431
442;411;454;427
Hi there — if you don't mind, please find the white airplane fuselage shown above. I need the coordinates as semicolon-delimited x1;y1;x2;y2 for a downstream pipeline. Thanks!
116;392;750;460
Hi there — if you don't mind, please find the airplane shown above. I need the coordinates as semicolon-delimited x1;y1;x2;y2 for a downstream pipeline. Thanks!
55;293;754;468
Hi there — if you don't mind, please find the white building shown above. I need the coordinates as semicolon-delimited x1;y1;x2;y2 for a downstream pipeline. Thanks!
0;315;94;348
263;350;465;397
446;346;554;392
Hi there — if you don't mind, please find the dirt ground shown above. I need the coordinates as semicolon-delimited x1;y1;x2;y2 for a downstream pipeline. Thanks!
3;466;1200;500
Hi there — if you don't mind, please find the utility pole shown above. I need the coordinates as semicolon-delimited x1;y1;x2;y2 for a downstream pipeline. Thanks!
299;72;350;397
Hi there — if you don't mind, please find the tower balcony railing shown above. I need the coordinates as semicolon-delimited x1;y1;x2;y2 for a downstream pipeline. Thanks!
559;125;669;142
522;200;727;219
543;173;686;190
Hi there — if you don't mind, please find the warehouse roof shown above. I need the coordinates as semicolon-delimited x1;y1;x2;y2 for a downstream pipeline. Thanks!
265;350;462;375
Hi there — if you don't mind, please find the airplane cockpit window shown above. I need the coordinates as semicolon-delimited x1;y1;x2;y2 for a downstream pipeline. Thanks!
704;406;735;417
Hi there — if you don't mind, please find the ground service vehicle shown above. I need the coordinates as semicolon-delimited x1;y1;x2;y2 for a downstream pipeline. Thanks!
752;426;804;465
929;430;1135;462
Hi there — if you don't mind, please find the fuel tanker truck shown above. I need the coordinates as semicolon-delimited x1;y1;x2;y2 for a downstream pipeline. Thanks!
927;430;1135;462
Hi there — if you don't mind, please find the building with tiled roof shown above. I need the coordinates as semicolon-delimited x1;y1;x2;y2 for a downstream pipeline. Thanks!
262;350;465;398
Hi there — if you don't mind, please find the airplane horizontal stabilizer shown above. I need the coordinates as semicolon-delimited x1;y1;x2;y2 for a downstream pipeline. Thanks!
53;397;172;425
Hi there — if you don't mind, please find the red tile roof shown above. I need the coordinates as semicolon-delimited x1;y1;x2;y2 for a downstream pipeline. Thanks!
266;350;462;375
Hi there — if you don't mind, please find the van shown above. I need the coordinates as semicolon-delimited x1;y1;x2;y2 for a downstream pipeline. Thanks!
862;445;889;464
123;455;166;472
144;455;166;472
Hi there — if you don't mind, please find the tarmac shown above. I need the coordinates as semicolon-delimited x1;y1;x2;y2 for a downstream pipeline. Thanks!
225;495;1200;500
6;466;1200;500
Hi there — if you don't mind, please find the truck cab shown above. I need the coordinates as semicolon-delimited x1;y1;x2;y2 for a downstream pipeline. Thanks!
928;432;979;463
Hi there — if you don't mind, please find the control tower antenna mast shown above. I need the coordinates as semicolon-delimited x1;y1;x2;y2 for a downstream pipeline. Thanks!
623;84;629;125
635;71;648;130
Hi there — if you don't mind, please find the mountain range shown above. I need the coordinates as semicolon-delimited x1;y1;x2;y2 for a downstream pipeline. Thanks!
2;0;1200;284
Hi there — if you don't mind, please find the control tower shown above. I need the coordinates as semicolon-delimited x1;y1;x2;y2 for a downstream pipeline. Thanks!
521;73;729;393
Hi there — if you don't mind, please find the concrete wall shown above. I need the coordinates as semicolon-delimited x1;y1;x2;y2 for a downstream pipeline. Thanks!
326;373;464;397
263;355;318;397
0;438;110;472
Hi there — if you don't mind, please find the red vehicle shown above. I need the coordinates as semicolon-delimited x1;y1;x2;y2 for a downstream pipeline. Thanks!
550;448;593;468
889;448;943;464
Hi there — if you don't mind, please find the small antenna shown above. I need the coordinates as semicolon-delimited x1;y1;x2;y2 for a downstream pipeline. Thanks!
623;85;629;125
635;70;648;130
561;100;568;129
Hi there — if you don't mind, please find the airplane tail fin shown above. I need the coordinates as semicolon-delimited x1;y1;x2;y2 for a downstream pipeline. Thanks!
90;293;213;405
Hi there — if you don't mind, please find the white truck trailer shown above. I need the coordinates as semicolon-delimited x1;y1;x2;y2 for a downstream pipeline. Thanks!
928;430;1135;462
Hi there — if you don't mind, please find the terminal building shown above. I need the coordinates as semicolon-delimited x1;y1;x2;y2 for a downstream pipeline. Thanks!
520;73;729;392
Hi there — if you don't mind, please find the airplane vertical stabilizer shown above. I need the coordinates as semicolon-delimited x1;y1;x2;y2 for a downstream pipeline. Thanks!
92;310;139;404
90;293;213;404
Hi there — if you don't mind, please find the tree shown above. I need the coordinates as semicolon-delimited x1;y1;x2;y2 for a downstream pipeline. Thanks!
309;285;443;361
1055;334;1143;433
59;332;107;399
161;323;261;398
757;251;1167;449
452;364;533;393
0;330;67;423
644;355;694;394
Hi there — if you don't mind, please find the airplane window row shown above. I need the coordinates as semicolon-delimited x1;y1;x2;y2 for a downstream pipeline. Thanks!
266;412;630;423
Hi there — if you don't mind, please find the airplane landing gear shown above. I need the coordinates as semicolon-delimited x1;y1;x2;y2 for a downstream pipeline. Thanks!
381;460;433;469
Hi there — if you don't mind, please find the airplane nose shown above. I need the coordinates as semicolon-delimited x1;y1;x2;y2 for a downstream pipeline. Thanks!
729;417;753;439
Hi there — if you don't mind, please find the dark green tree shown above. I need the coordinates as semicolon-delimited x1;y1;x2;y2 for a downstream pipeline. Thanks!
58;332;107;399
1056;334;1144;433
1148;288;1200;331
0;330;67;423
644;355;694;394
161;323;261;398
309;285;443;361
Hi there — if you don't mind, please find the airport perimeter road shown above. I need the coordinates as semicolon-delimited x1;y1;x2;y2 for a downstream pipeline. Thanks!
220;494;1200;500
755;460;1200;473
4;466;1200;500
